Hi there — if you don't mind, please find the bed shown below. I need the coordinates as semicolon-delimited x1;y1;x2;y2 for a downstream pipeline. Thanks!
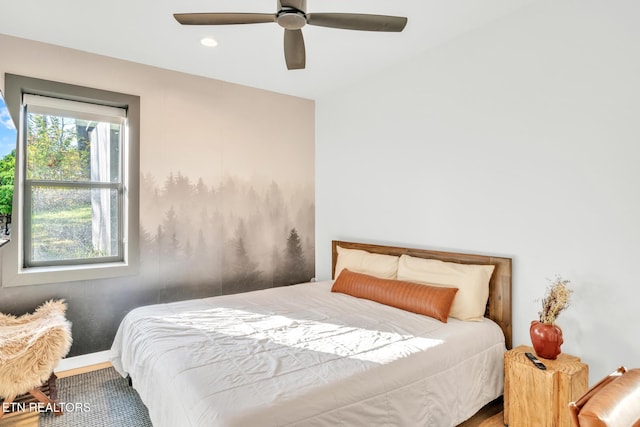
110;241;512;426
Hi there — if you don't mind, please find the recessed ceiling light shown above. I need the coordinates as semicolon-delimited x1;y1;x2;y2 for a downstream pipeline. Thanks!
200;37;218;47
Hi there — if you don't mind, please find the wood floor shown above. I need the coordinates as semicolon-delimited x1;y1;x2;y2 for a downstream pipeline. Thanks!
55;361;112;379
0;411;39;427
458;397;504;427
478;412;506;427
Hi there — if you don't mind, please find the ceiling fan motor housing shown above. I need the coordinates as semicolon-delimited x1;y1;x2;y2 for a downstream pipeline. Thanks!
277;12;306;29
277;0;307;30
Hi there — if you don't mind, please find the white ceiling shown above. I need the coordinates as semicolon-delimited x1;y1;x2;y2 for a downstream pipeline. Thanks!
0;0;536;99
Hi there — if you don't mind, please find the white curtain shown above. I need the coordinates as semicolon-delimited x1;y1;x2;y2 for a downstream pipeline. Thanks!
90;123;111;256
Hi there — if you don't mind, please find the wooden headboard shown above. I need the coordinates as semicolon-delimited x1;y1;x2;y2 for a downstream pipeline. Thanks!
331;240;513;349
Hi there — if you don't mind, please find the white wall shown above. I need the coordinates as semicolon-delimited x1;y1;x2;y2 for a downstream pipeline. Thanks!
316;0;640;384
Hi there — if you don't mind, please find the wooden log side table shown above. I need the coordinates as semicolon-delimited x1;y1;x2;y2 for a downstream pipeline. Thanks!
504;345;588;427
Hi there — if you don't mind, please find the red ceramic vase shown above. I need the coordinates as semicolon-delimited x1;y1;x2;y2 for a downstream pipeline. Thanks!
529;320;563;360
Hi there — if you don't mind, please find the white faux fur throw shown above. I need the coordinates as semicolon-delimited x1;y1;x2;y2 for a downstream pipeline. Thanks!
0;300;72;398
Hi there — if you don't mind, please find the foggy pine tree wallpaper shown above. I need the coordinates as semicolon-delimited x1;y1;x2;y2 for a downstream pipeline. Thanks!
135;76;316;303
139;172;315;297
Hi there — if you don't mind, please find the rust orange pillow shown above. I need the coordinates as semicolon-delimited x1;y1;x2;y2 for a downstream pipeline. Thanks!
331;269;458;322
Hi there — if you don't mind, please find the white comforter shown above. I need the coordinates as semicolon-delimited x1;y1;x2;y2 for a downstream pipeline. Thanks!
110;281;505;427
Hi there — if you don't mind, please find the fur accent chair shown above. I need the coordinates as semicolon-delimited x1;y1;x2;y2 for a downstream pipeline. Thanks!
0;299;72;418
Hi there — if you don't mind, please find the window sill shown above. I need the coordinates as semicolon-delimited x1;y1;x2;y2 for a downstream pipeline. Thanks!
2;259;138;287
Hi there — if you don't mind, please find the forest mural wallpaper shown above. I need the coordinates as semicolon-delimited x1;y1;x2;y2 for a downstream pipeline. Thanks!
135;75;316;300
0;34;315;356
138;172;315;296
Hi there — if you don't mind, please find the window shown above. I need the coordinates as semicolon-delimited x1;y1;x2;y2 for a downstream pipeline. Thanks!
2;74;139;286
24;95;125;266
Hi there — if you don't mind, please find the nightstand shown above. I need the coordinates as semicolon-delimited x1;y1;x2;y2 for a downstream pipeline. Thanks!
504;345;588;427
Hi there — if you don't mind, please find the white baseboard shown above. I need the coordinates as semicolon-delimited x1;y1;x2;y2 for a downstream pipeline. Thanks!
54;350;111;373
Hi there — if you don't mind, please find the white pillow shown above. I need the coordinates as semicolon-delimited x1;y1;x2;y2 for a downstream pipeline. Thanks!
335;246;399;279
396;254;495;321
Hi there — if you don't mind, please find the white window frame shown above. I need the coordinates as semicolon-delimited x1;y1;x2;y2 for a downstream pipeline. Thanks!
2;74;139;286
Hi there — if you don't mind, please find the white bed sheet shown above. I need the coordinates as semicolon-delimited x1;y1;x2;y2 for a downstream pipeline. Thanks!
110;281;505;427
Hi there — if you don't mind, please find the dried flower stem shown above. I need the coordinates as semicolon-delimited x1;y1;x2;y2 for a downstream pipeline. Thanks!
539;276;572;324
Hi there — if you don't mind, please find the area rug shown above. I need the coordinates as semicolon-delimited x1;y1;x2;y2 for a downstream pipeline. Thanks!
39;368;151;427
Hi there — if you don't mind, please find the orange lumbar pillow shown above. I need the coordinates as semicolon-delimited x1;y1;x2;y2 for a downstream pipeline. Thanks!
331;269;458;322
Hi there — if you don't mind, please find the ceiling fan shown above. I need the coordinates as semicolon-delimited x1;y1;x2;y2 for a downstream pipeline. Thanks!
174;0;408;70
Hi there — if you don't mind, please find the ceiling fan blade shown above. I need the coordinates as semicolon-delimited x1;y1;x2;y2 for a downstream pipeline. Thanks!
284;29;306;70
174;13;276;25
307;13;407;32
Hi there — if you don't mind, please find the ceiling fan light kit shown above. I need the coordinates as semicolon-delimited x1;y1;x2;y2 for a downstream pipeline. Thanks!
174;0;407;70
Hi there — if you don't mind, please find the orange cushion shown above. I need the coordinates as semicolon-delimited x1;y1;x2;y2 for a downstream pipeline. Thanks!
331;269;458;322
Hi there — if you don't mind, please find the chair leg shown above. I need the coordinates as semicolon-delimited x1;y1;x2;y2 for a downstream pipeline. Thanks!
45;372;63;416
29;388;63;416
0;395;16;419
